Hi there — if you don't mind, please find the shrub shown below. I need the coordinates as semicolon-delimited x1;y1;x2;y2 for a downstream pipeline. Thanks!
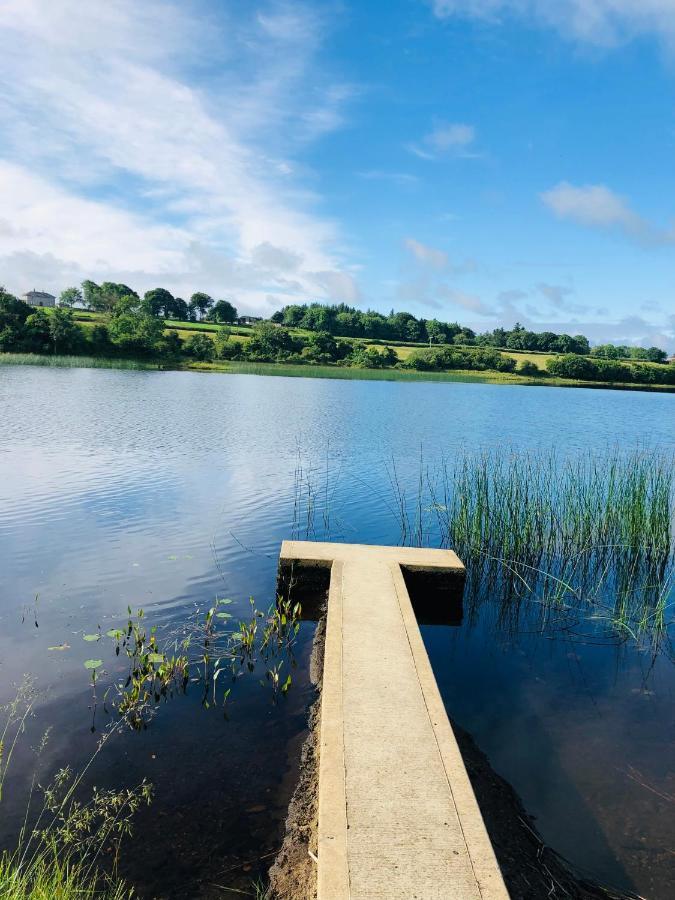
518;360;540;376
184;333;215;361
546;354;599;380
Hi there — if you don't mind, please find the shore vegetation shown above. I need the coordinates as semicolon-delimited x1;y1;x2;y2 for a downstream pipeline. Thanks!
2;287;674;392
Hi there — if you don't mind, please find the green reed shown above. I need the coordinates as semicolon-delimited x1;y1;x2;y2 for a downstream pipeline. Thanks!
0;352;155;370
422;449;675;652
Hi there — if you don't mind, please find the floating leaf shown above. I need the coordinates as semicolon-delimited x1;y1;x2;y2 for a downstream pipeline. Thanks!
106;629;124;640
48;643;70;651
216;612;232;619
147;653;164;664
83;634;100;642
84;659;102;670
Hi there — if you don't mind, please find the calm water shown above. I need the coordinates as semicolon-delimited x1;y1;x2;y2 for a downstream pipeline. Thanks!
1;366;674;898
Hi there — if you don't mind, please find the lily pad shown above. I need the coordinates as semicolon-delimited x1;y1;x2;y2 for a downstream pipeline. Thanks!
84;659;102;670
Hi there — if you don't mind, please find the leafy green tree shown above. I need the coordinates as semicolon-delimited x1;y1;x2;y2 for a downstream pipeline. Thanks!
82;280;138;313
188;292;214;321
245;322;298;360
171;298;189;321
143;288;175;318
108;312;164;355
281;305;306;327
58;286;83;308
644;346;667;363
184;333;215;361
425;320;446;345
89;324;112;355
49;308;84;354
23;308;52;353
0;289;31;351
214;327;231;358
518;360;540;376
209;299;238;324
157;330;183;361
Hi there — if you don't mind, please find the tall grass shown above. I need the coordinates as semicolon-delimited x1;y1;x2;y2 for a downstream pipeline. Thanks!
411;449;675;651
0;353;156;370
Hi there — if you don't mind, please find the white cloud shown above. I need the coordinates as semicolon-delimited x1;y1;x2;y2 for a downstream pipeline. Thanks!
430;1;675;49
404;238;449;269
408;122;478;160
0;0;359;311
541;182;675;244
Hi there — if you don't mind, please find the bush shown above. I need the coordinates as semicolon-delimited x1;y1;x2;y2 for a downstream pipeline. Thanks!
184;333;215;361
546;354;599;380
518;361;540;376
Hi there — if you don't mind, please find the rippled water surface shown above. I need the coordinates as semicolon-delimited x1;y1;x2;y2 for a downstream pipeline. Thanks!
1;366;674;898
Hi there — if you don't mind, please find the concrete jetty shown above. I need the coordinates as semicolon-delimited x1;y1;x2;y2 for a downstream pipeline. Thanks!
278;541;509;900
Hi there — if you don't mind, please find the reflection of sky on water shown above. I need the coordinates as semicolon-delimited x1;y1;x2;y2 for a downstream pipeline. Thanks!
1;365;674;897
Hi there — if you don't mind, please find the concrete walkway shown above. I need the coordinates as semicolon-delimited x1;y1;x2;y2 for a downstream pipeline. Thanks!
279;542;509;900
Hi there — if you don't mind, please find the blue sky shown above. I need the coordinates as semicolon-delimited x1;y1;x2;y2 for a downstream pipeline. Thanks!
1;0;674;347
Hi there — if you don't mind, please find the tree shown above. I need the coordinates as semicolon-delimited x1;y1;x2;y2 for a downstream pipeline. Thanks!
209;299;238;324
188;292;214;321
107;312;164;355
0;289;31;351
58;286;83;308
49;308;84;354
82;281;138;313
171;298;189;321
246;322;298;360
143;288;175;318
158;331;183;361
425;320;446;346
302;330;340;363
23;308;52;353
644;346;667;363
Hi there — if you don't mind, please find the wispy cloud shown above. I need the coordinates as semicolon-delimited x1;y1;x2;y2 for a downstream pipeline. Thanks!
0;0;359;310
407;122;478;160
404;238;449;269
358;170;419;186
430;1;675;49
541;182;675;245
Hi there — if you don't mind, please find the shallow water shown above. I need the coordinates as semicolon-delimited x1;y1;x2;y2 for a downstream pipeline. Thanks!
0;366;673;897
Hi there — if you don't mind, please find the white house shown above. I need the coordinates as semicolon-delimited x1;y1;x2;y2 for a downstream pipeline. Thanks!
23;290;56;308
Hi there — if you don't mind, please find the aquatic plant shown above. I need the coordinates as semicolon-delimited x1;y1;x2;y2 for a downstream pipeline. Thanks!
417;448;675;654
0;352;156;369
93;592;303;729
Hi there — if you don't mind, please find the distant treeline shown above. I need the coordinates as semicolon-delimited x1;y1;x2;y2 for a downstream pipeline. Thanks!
61;281;239;324
403;345;675;386
272;302;669;362
2;285;673;387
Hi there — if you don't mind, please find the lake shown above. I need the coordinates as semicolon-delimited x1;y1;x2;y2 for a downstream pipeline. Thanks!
0;365;673;898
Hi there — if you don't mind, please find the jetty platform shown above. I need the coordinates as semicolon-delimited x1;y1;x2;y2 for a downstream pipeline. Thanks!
278;541;509;900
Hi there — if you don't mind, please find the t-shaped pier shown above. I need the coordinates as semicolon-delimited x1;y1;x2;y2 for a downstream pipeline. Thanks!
278;541;509;900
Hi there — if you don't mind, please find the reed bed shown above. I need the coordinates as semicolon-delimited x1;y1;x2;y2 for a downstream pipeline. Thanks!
0;353;155;370
413;449;675;651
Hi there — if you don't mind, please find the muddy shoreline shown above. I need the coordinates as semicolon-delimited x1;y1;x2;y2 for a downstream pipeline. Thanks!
268;614;637;900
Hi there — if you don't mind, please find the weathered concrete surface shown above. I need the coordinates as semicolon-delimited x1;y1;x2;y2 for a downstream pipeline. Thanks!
279;541;509;900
